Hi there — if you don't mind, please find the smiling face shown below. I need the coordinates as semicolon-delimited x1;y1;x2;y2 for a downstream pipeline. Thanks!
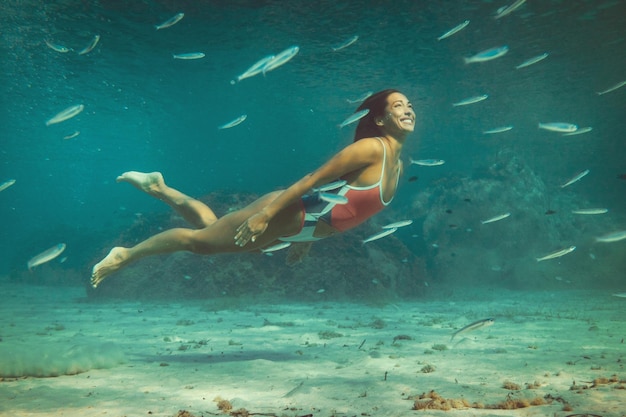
376;92;415;137
354;89;416;142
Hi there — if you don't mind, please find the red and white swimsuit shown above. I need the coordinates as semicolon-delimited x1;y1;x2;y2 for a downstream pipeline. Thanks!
280;138;400;242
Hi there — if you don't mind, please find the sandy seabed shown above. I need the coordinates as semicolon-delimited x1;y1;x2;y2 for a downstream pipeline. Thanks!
0;282;624;417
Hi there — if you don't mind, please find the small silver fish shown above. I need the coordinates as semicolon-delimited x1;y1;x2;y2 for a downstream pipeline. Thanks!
536;246;576;262
560;169;589;188
363;228;397;244
319;193;348;205
314;180;347;193
515;52;549;69
218;114;247;130
45;39;70;53
409;158;445;166
262;45;299;74
453;94;488;106
450;318;494;341
78;34;100;55
173;52;205;60
339;109;369;128
437;20;470;41
464;46;508;64
596;80;626;95
346;91;373;104
595;230;626;243
481;212;511;224
155;12;184;30
562;127;592;136
538;122;578;133
571;208;608;215
382;220;413;229
0;179;16;192
612;292;626;298
332;35;358;51
494;0;526;19
235;54;275;82
27;243;66;270
63;131;80;140
483;126;513;134
46;104;85;126
261;242;292;253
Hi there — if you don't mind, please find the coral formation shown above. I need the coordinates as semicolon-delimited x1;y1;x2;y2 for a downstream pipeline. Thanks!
408;151;626;289
228;409;250;417
411;390;547;411
412;391;471;410
318;330;343;340
175;411;196;417
392;334;412;343
570;374;625;392
213;396;233;412
420;364;436;373
502;380;521;390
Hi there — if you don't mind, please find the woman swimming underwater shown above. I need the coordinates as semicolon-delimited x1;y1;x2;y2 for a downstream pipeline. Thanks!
91;89;416;288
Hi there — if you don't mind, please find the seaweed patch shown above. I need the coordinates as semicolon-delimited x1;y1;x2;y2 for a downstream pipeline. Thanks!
411;390;547;411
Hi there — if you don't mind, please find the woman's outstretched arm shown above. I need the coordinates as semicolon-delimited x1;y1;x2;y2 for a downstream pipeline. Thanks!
234;138;381;246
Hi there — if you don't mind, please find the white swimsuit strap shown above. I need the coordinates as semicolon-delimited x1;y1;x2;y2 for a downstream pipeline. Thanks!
344;137;386;192
377;137;400;206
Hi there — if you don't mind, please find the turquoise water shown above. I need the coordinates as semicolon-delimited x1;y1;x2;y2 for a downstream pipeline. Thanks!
1;1;624;293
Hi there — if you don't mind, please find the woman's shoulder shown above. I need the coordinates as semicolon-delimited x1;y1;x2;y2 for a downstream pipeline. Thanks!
350;137;385;157
350;137;385;152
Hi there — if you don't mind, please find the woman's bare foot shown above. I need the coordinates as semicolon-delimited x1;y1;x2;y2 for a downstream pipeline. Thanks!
116;171;165;196
91;247;130;288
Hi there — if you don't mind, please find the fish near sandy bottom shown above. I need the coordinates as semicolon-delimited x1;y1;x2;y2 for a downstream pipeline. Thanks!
27;243;66;270
450;318;495;341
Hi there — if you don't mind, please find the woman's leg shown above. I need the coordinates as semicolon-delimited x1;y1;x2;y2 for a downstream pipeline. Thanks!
91;190;302;288
117;171;217;228
90;228;195;288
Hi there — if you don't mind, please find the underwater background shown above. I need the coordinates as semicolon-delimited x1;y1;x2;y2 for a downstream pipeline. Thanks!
1;0;625;299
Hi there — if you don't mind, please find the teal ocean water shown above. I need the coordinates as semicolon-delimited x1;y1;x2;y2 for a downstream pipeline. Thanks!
1;3;626;416
1;0;625;292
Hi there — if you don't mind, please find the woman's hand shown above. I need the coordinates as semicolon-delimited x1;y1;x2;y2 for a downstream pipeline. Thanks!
234;211;270;247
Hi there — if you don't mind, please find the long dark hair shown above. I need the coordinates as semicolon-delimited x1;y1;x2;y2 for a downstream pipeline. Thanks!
353;89;400;142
